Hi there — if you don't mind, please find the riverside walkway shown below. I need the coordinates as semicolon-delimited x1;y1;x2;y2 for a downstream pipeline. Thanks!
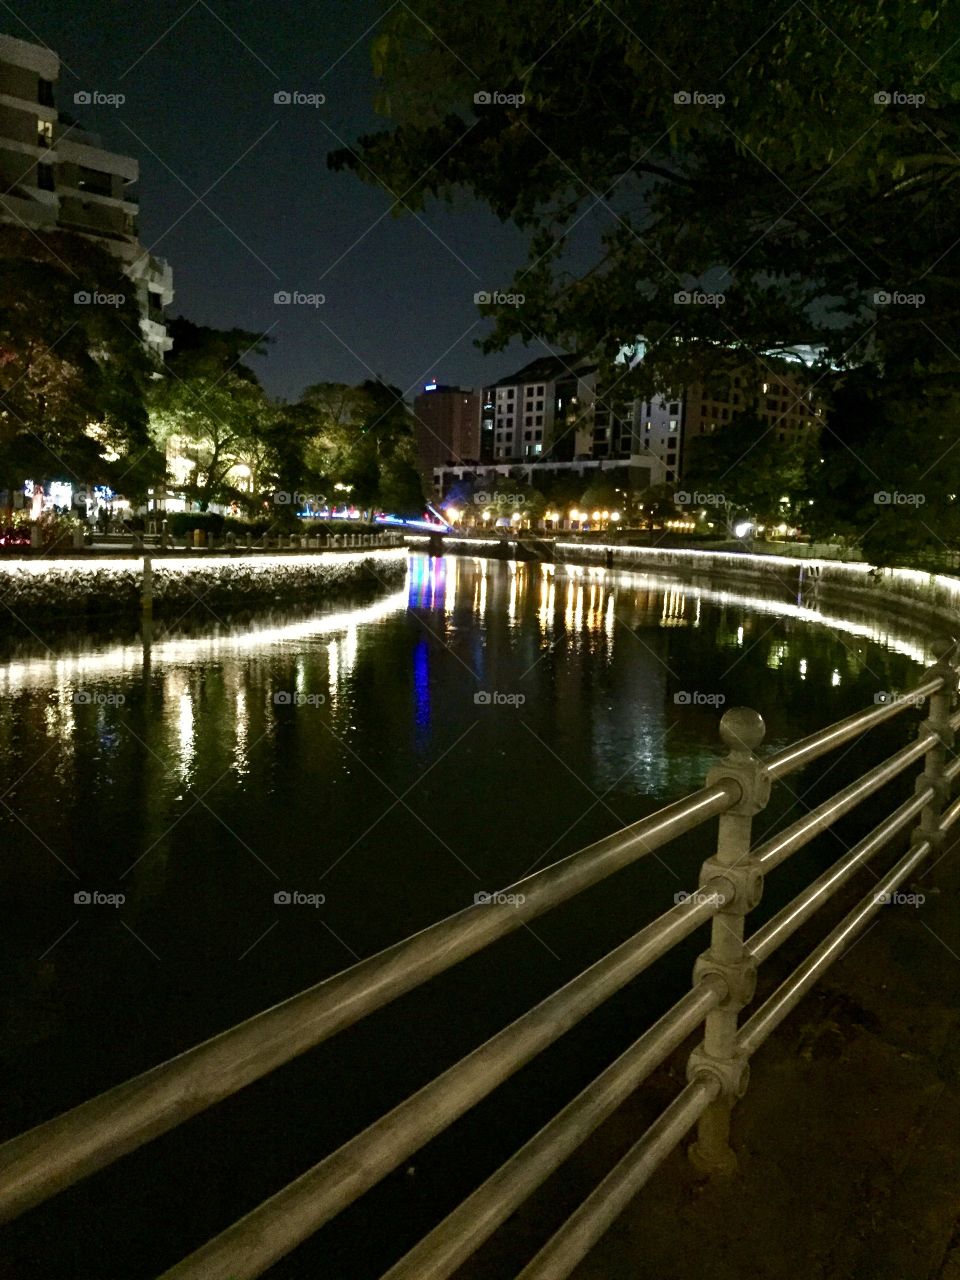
457;820;960;1280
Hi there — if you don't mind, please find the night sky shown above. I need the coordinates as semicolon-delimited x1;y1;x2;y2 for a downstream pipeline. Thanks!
12;0;538;399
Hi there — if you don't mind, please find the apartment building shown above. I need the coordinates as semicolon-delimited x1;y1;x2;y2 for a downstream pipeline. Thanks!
0;33;173;359
634;361;824;484
412;382;480;480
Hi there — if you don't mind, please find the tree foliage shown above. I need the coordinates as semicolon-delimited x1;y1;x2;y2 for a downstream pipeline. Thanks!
331;2;960;560
0;226;157;505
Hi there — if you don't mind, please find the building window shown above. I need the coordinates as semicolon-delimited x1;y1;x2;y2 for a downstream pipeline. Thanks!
669;420;678;432
507;388;515;399
535;414;543;425
535;399;543;411
37;164;54;191
37;119;53;148
669;402;679;414
535;430;542;440
38;79;55;107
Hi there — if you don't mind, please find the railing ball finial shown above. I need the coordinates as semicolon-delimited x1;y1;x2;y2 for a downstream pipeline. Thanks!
719;707;766;755
930;635;958;663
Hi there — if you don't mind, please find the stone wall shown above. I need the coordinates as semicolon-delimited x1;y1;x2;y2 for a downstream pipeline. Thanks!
0;549;408;621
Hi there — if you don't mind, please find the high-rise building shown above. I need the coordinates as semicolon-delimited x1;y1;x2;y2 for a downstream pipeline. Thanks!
0;33;173;360
482;354;639;466
634;360;824;485
412;382;480;479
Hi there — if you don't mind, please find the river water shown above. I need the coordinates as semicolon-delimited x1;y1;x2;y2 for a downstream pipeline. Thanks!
0;553;938;1278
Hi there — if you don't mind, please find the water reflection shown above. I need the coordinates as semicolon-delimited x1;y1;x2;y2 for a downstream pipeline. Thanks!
0;553;945;1280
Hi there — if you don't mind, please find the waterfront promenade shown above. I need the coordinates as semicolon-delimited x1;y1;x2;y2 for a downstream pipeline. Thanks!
460;826;960;1280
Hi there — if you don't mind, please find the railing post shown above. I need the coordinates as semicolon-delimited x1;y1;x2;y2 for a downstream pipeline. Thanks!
141;555;153;617
913;638;958;854
687;707;770;1176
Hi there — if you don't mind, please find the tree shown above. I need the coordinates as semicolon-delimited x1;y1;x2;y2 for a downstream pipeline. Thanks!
0;226;156;512
295;379;425;515
149;320;275;511
580;478;624;514
683;413;815;534
330;3;960;558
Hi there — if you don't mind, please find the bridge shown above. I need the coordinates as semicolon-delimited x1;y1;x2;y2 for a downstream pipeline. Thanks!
1;641;959;1278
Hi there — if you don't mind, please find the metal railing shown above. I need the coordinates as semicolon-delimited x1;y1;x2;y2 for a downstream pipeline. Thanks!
1;643;957;1280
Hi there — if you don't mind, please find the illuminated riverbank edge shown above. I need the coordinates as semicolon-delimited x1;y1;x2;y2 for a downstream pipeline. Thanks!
406;537;960;637
0;548;407;620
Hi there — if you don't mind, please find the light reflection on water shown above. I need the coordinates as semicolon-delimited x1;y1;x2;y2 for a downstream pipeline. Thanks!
0;552;940;1280
0;555;938;801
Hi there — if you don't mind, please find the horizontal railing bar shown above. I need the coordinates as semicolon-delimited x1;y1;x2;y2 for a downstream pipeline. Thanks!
739;838;933;1058
0;780;737;1226
748;789;932;964
941;793;960;831
765;674;944;780
515;1076;719;1280
158;890;726;1280
379;978;724;1280
755;734;936;872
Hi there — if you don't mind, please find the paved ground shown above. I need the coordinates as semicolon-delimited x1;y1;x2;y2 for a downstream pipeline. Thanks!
457;831;960;1280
